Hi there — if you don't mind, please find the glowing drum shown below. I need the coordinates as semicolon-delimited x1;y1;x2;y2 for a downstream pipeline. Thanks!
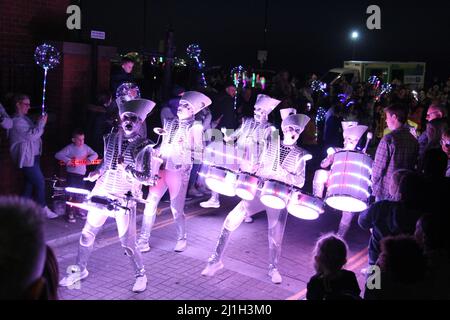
235;172;260;201
65;187;90;203
204;166;237;197
260;180;291;210
325;151;373;212
287;190;324;220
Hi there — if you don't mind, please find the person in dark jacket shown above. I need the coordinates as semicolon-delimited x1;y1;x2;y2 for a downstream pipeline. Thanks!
323;104;344;149
110;57;135;95
85;91;114;158
358;169;424;266
210;82;237;131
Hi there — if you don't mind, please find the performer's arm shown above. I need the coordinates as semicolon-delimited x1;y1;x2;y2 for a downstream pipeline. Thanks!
320;152;335;169
125;145;155;185
293;152;313;188
90;134;111;177
190;121;205;164
223;118;246;142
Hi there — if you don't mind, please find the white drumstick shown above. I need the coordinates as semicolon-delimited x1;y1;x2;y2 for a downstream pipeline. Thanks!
362;132;373;154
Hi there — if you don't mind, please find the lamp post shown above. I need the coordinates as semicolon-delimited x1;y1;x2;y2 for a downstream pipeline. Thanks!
351;31;359;60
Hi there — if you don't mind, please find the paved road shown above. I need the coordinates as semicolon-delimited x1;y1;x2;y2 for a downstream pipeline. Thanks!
51;197;370;300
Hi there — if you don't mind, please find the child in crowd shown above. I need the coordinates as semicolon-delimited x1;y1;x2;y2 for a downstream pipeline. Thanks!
306;234;361;300
55;129;98;222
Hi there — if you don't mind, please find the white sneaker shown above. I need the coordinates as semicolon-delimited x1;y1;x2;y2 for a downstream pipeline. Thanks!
201;261;224;277
137;239;151;253
59;268;89;287
174;239;187;252
200;198;220;208
269;268;282;284
44;206;58;219
132;275;147;293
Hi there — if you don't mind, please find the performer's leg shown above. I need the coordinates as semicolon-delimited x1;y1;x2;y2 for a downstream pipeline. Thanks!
116;206;147;292
337;211;354;238
266;208;288;284
137;172;168;251
166;168;190;251
77;210;108;271
201;199;263;276
59;209;108;287
313;169;329;198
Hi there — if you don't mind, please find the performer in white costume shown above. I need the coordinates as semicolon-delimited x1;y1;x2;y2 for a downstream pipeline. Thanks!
200;94;279;224
312;121;369;238
59;99;157;292
201;107;312;284
137;91;212;253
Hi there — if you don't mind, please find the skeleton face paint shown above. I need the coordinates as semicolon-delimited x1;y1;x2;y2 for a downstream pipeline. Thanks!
121;112;142;136
254;106;268;123
343;136;359;150
283;126;301;145
177;102;194;120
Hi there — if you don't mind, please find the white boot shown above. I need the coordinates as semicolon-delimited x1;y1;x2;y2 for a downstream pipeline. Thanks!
268;268;282;284
174;239;187;252
132;275;147;293
201;261;224;277
136;238;151;253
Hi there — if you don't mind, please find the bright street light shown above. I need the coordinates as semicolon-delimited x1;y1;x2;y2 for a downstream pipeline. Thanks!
350;31;359;60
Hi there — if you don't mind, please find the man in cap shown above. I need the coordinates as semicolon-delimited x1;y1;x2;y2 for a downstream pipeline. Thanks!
313;121;370;238
59;98;157;293
137;91;212;253
200;94;279;218
201;107;312;284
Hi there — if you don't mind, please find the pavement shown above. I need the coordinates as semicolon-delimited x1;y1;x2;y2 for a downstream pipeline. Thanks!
46;192;371;300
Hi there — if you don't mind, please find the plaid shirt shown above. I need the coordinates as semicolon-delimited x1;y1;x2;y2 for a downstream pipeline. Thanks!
372;126;419;200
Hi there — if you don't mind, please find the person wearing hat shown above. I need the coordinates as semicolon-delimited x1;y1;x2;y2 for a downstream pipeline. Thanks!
137;91;212;254
200;94;280;214
201;108;312;285
313;121;370;238
59;98;157;293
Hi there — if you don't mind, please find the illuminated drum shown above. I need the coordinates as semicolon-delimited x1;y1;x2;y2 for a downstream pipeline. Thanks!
202;140;240;197
203;166;237;197
287;189;324;220
260;180;292;210
65;187;90;203
235;172;260;201
325;151;373;212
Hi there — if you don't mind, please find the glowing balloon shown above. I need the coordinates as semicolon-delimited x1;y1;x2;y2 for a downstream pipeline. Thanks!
186;44;201;59
34;43;60;70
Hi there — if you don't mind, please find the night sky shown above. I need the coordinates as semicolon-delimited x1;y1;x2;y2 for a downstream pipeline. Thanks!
82;0;449;81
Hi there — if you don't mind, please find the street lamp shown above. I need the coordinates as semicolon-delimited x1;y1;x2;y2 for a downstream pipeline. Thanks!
350;31;359;60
